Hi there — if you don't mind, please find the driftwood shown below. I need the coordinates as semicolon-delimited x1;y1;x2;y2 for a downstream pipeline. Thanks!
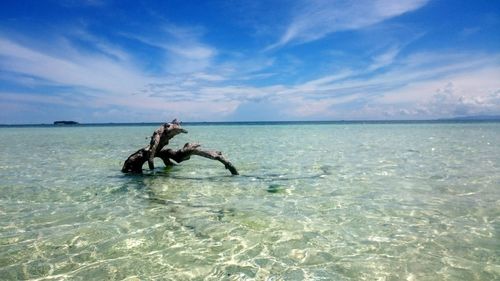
122;119;238;175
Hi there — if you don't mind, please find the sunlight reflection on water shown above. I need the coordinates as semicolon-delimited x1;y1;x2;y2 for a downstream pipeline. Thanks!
0;123;499;280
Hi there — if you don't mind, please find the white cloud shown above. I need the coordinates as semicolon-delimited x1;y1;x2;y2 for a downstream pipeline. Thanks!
122;24;217;74
219;52;500;120
1;27;499;123
268;0;428;49
368;46;401;71
191;72;226;82
142;51;500;120
373;66;500;118
58;0;109;8
166;45;215;60
0;37;145;94
0;31;235;121
300;70;354;88
0;92;89;107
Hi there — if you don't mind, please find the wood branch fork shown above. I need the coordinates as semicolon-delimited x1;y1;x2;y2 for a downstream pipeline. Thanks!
121;119;238;175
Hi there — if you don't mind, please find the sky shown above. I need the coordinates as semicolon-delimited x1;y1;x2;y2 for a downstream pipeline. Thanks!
0;0;499;123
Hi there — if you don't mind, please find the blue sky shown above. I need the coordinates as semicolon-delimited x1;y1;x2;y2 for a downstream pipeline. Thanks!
1;0;499;123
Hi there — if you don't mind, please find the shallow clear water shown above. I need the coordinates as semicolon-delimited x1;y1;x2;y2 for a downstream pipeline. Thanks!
0;123;499;280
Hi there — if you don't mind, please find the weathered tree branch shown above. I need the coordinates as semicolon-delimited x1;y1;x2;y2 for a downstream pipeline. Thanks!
121;120;238;175
157;143;239;175
146;120;187;169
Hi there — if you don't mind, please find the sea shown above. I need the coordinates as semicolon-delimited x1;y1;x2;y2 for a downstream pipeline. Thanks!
0;121;498;280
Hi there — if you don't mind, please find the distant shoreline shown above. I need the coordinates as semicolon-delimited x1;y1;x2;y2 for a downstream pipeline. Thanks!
1;118;499;127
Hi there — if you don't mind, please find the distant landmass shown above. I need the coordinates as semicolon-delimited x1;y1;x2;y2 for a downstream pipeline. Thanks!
53;121;79;125
444;115;500;121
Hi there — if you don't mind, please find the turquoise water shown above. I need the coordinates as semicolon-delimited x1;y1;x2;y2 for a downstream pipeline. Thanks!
0;123;499;280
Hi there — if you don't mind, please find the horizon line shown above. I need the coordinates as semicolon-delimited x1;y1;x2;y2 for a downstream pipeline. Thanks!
1;116;500;127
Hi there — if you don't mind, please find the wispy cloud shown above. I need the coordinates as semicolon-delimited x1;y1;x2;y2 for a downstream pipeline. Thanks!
226;51;500;120
368;45;401;71
268;0;429;49
0;29;242;122
58;0;109;8
0;37;145;94
1;1;499;124
158;49;500;119
122;24;217;74
2;24;499;123
374;66;500;118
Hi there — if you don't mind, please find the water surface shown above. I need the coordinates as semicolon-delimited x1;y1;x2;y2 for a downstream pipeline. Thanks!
0;123;499;280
